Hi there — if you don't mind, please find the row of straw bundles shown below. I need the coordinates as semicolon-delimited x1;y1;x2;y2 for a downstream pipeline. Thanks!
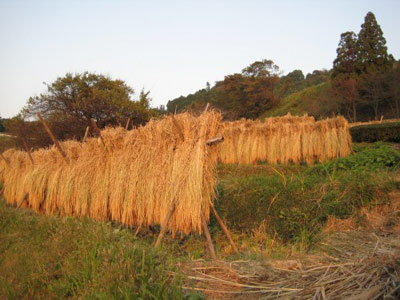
217;114;352;164
0;111;222;235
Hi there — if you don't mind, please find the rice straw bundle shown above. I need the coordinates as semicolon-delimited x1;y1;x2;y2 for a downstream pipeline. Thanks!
217;114;352;165
0;111;222;235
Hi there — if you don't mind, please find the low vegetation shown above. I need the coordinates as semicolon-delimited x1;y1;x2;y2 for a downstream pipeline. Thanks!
1;142;399;299
350;122;400;143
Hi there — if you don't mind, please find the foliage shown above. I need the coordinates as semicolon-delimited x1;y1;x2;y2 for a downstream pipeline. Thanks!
332;31;358;78
356;12;394;74
167;60;281;120
0;118;5;132
350;122;400;143
6;72;156;149
215;143;398;247
260;82;336;119
23;72;152;128
0;201;190;299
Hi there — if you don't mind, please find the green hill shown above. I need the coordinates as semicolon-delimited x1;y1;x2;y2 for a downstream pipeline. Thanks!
261;82;334;119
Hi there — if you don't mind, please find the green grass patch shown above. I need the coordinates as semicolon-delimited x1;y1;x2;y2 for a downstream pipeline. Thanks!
215;143;399;249
0;203;193;300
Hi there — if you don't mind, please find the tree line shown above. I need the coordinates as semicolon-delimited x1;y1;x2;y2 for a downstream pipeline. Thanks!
3;11;398;150
167;12;399;122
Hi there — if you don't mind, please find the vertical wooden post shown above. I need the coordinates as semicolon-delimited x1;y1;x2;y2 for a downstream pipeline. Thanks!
83;126;90;142
90;119;110;152
210;204;239;254
22;138;34;164
201;211;217;260
125;118;131;130
155;200;177;248
22;138;33;165
36;113;68;163
203;103;210;113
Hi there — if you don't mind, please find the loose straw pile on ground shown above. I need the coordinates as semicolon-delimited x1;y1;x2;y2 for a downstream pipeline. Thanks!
181;230;400;299
0;112;221;234
218;114;352;165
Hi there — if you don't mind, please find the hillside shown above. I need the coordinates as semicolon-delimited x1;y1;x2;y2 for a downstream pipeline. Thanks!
260;82;331;119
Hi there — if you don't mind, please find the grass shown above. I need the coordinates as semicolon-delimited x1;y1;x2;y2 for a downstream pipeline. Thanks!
260;82;330;118
214;142;400;250
0;142;399;298
0;202;194;299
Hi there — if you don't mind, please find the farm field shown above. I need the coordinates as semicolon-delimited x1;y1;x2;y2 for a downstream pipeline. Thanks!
1;142;399;299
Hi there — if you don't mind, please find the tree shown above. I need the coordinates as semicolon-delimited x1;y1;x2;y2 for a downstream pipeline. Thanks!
356;12;394;74
386;61;400;118
332;31;358;78
23;72;152;129
16;72;153;148
242;59;279;78
331;31;360;121
214;60;280;119
0;117;5;132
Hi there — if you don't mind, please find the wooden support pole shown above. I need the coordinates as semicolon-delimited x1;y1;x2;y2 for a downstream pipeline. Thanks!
90;119;110;152
125;118;131;130
17;193;28;208
204;103;210;113
36;113;68;163
22;138;34;164
210;204;239;254
1;153;9;166
83;126;90;142
201;211;217;260
155;200;177;248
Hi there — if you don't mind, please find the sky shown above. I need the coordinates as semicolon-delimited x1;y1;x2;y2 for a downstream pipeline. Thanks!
0;0;399;118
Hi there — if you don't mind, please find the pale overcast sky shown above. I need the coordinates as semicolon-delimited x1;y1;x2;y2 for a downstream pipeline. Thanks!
0;0;399;118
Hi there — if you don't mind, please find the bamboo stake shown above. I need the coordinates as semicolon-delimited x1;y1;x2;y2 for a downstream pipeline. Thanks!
83;126;90;142
90;119;110;152
210;204;239;254
36;113;68;163
125;118;131;130
201;211;217;260
204;103;210;113
155;199;177;247
22;138;34;164
0;153;9;166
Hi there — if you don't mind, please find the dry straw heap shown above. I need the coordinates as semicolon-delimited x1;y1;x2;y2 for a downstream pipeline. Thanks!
218;114;352;164
0;112;221;235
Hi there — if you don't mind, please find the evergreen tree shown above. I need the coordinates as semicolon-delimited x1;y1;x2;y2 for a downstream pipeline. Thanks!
356;11;394;73
332;31;358;78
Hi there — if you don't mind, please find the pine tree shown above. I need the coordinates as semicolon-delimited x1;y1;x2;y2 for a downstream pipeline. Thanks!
356;11;394;73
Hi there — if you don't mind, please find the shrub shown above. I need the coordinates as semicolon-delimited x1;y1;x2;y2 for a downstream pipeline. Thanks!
350;122;400;142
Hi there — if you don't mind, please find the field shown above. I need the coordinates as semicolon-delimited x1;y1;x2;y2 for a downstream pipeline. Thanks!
1;142;400;299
